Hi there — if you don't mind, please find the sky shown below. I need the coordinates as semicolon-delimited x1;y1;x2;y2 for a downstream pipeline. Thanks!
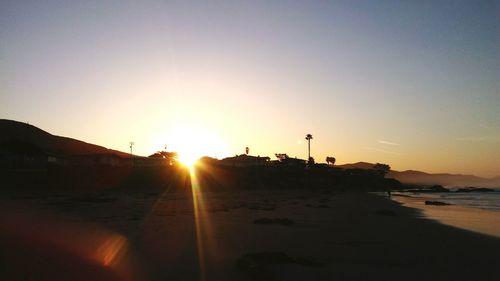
1;0;499;177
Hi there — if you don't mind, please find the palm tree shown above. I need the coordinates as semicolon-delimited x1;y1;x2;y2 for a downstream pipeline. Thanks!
305;134;313;162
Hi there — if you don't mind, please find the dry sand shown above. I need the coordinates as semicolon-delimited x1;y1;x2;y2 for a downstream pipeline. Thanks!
1;188;499;281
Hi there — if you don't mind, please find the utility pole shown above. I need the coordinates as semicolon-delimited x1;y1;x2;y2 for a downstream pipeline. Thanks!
129;141;135;155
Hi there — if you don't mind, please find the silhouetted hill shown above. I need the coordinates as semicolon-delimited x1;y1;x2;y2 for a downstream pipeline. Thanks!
387;170;498;187
335;162;377;170
336;162;500;188
0;119;131;157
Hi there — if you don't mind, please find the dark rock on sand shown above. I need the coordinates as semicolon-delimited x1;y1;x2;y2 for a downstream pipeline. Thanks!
429;185;450;192
318;198;330;203
404;185;450;193
425;200;452;206
253;218;294;226
415;185;450;192
293;257;325;267
248;203;276;211
455;187;495;193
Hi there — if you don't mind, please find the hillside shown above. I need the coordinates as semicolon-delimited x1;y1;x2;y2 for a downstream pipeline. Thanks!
336;162;500;188
1;119;497;188
334;162;375;170
387;170;492;187
0;119;131;157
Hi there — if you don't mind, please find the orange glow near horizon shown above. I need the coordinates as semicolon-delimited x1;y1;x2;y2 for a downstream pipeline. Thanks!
158;125;229;167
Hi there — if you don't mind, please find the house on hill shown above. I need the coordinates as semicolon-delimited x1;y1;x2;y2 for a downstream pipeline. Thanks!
220;154;270;167
148;151;178;166
280;157;306;167
69;154;123;167
273;153;306;168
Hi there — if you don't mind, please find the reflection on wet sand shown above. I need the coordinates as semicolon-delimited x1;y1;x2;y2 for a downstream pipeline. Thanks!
392;195;500;238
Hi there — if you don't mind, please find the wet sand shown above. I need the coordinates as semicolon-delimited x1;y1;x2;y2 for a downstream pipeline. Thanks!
1;188;499;281
392;194;500;238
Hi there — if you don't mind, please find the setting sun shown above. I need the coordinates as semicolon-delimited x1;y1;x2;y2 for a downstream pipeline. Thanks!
161;125;229;167
1;2;500;281
178;151;199;167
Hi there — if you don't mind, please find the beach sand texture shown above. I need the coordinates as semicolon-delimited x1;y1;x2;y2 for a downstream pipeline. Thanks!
1;189;499;281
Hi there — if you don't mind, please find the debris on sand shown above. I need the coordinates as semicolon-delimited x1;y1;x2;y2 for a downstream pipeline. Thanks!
248;203;276;211
70;194;118;203
253;218;294;225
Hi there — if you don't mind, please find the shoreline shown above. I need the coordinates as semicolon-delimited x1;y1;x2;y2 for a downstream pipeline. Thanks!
1;188;500;280
391;193;500;238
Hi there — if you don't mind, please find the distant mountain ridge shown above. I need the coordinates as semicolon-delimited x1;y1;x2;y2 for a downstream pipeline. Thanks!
336;162;500;188
1;119;498;187
0;119;131;158
334;162;375;170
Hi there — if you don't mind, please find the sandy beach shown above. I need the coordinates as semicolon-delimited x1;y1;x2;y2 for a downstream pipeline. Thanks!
2;1;499;280
1;187;499;281
392;193;500;239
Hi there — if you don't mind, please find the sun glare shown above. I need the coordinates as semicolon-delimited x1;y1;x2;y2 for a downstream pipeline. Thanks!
178;151;200;167
159;125;228;168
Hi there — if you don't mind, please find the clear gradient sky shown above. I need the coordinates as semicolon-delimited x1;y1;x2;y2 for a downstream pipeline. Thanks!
1;1;499;177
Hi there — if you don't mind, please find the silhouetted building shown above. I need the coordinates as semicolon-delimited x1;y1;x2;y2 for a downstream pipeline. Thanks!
280;157;306;167
66;154;122;167
220;154;270;167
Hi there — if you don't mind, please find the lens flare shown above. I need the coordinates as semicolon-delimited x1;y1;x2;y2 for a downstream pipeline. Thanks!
154;125;229;167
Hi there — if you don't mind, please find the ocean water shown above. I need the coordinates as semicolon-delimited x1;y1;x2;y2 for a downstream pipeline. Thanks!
394;191;500;212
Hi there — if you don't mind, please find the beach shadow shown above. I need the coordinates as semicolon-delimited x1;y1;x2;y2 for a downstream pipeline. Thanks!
375;209;397;216
237;252;325;281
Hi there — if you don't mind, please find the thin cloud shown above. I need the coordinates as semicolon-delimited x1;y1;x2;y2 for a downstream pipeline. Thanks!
479;123;493;130
377;140;400;146
365;147;401;155
456;136;499;142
